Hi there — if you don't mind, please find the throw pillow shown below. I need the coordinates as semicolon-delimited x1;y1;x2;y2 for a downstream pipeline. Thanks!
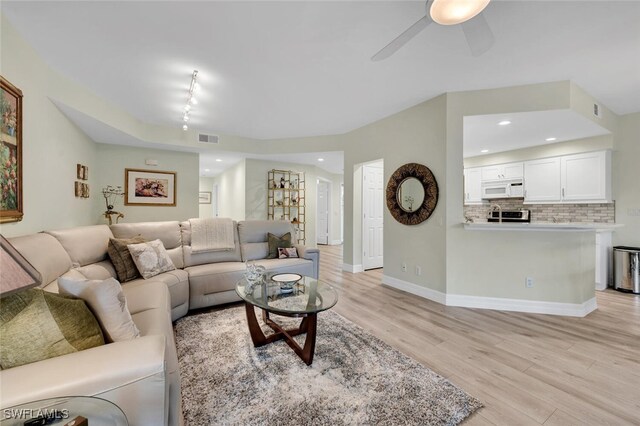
0;289;104;369
58;277;140;343
107;236;146;282
127;239;176;279
267;232;292;259
278;247;299;259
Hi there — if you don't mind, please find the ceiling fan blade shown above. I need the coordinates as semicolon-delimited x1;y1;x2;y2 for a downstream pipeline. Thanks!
371;15;432;62
461;12;494;57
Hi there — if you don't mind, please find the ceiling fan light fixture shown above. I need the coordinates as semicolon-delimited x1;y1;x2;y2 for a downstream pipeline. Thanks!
430;0;491;25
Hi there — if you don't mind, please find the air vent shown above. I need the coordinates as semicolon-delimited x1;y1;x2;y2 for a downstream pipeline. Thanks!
198;133;219;144
593;103;601;118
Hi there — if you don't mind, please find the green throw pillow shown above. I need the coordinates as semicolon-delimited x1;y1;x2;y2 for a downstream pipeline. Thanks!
107;236;146;282
0;289;105;369
267;232;292;259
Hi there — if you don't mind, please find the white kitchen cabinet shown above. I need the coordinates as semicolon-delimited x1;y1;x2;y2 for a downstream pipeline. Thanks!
464;167;483;205
524;157;561;203
481;162;523;181
561;151;612;203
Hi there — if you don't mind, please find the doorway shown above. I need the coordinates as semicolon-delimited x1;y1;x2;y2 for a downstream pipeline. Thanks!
316;179;330;245
362;161;384;270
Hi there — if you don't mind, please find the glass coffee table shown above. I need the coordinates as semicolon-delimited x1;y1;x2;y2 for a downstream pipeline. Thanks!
235;274;338;365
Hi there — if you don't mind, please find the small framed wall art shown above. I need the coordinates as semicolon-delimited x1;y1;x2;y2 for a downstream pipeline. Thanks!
125;168;176;206
199;191;212;204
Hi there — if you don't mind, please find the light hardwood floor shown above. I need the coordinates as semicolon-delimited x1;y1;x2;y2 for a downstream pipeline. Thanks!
318;245;640;425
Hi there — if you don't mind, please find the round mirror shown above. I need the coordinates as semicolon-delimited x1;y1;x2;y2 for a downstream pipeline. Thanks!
397;177;425;212
386;163;439;225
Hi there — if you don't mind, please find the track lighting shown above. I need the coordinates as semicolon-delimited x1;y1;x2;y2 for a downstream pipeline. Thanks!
181;70;199;130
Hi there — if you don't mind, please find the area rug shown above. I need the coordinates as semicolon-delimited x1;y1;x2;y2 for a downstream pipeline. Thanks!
175;306;482;425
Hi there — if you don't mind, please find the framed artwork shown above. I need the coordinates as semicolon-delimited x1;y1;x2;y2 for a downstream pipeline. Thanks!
199;191;212;204
125;168;176;206
0;77;23;223
77;164;89;180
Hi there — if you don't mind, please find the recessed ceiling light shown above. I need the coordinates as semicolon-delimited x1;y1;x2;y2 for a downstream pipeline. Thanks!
498;120;511;126
215;159;222;162
480;149;489;153
204;168;210;172
545;137;557;142
318;158;324;162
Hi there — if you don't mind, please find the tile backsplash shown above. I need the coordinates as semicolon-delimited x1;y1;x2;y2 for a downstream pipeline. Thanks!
464;199;615;223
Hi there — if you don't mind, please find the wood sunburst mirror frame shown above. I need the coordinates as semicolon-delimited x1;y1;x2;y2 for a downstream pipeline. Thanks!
386;163;439;225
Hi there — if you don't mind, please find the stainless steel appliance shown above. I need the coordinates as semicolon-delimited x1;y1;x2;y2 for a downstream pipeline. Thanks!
487;209;531;223
481;178;524;199
613;246;640;294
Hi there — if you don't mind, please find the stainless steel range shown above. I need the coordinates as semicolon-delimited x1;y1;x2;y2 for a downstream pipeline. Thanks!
487;209;531;223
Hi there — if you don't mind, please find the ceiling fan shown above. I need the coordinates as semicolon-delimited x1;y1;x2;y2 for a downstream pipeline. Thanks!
372;0;494;61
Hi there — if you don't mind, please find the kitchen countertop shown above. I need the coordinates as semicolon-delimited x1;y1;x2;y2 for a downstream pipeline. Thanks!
463;222;623;232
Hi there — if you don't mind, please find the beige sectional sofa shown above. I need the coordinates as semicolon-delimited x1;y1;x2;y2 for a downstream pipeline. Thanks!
0;219;319;426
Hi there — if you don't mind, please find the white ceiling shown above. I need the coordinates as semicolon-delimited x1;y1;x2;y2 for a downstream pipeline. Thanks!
3;1;639;142
200;151;344;177
463;109;610;158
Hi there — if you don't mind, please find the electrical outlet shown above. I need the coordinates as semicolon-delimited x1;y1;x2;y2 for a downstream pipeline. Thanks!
525;277;534;288
416;266;422;276
402;263;407;272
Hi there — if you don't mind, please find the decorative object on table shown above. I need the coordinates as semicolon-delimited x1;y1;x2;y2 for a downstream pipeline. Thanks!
0;77;23;223
198;191;212;204
125;168;176;206
174;306;482;425
102;185;125;225
386;162;439;225
270;273;302;293
267;169;306;244
244;262;266;284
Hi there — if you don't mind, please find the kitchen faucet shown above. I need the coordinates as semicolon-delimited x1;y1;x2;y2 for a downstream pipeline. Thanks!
490;203;502;223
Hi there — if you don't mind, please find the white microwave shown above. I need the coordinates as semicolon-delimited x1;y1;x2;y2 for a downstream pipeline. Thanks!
481;178;524;199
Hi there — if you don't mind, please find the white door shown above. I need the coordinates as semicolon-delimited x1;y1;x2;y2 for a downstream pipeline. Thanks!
524;158;561;203
363;164;384;270
317;180;329;245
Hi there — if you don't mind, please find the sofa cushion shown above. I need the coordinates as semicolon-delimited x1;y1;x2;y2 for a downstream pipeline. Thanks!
8;233;72;288
111;221;184;269
46;225;114;267
74;260;118;281
278;247;299;259
267;232;292;259
58;277;140;343
180;221;242;266
127;240;176;279
238;220;295;262
0;289;104;369
108;236;146;282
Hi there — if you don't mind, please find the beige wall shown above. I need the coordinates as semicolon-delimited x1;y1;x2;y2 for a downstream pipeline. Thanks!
95;144;199;224
342;95;448;291
213;160;246;221
0;15;100;237
614;112;640;247
464;134;613;168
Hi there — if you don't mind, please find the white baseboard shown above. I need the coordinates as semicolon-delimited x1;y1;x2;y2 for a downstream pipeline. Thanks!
330;240;343;246
380;275;597;317
446;294;597;317
382;275;447;305
342;263;363;273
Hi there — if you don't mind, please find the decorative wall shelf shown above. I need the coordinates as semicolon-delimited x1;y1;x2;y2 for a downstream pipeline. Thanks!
267;169;306;244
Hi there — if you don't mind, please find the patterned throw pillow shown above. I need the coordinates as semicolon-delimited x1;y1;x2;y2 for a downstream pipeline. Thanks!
0;289;104;369
58;277;140;343
107;236;146;282
278;247;299;259
127;239;176;279
267;232;292;259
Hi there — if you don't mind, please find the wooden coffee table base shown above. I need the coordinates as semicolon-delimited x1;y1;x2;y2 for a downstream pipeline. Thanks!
244;302;317;365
